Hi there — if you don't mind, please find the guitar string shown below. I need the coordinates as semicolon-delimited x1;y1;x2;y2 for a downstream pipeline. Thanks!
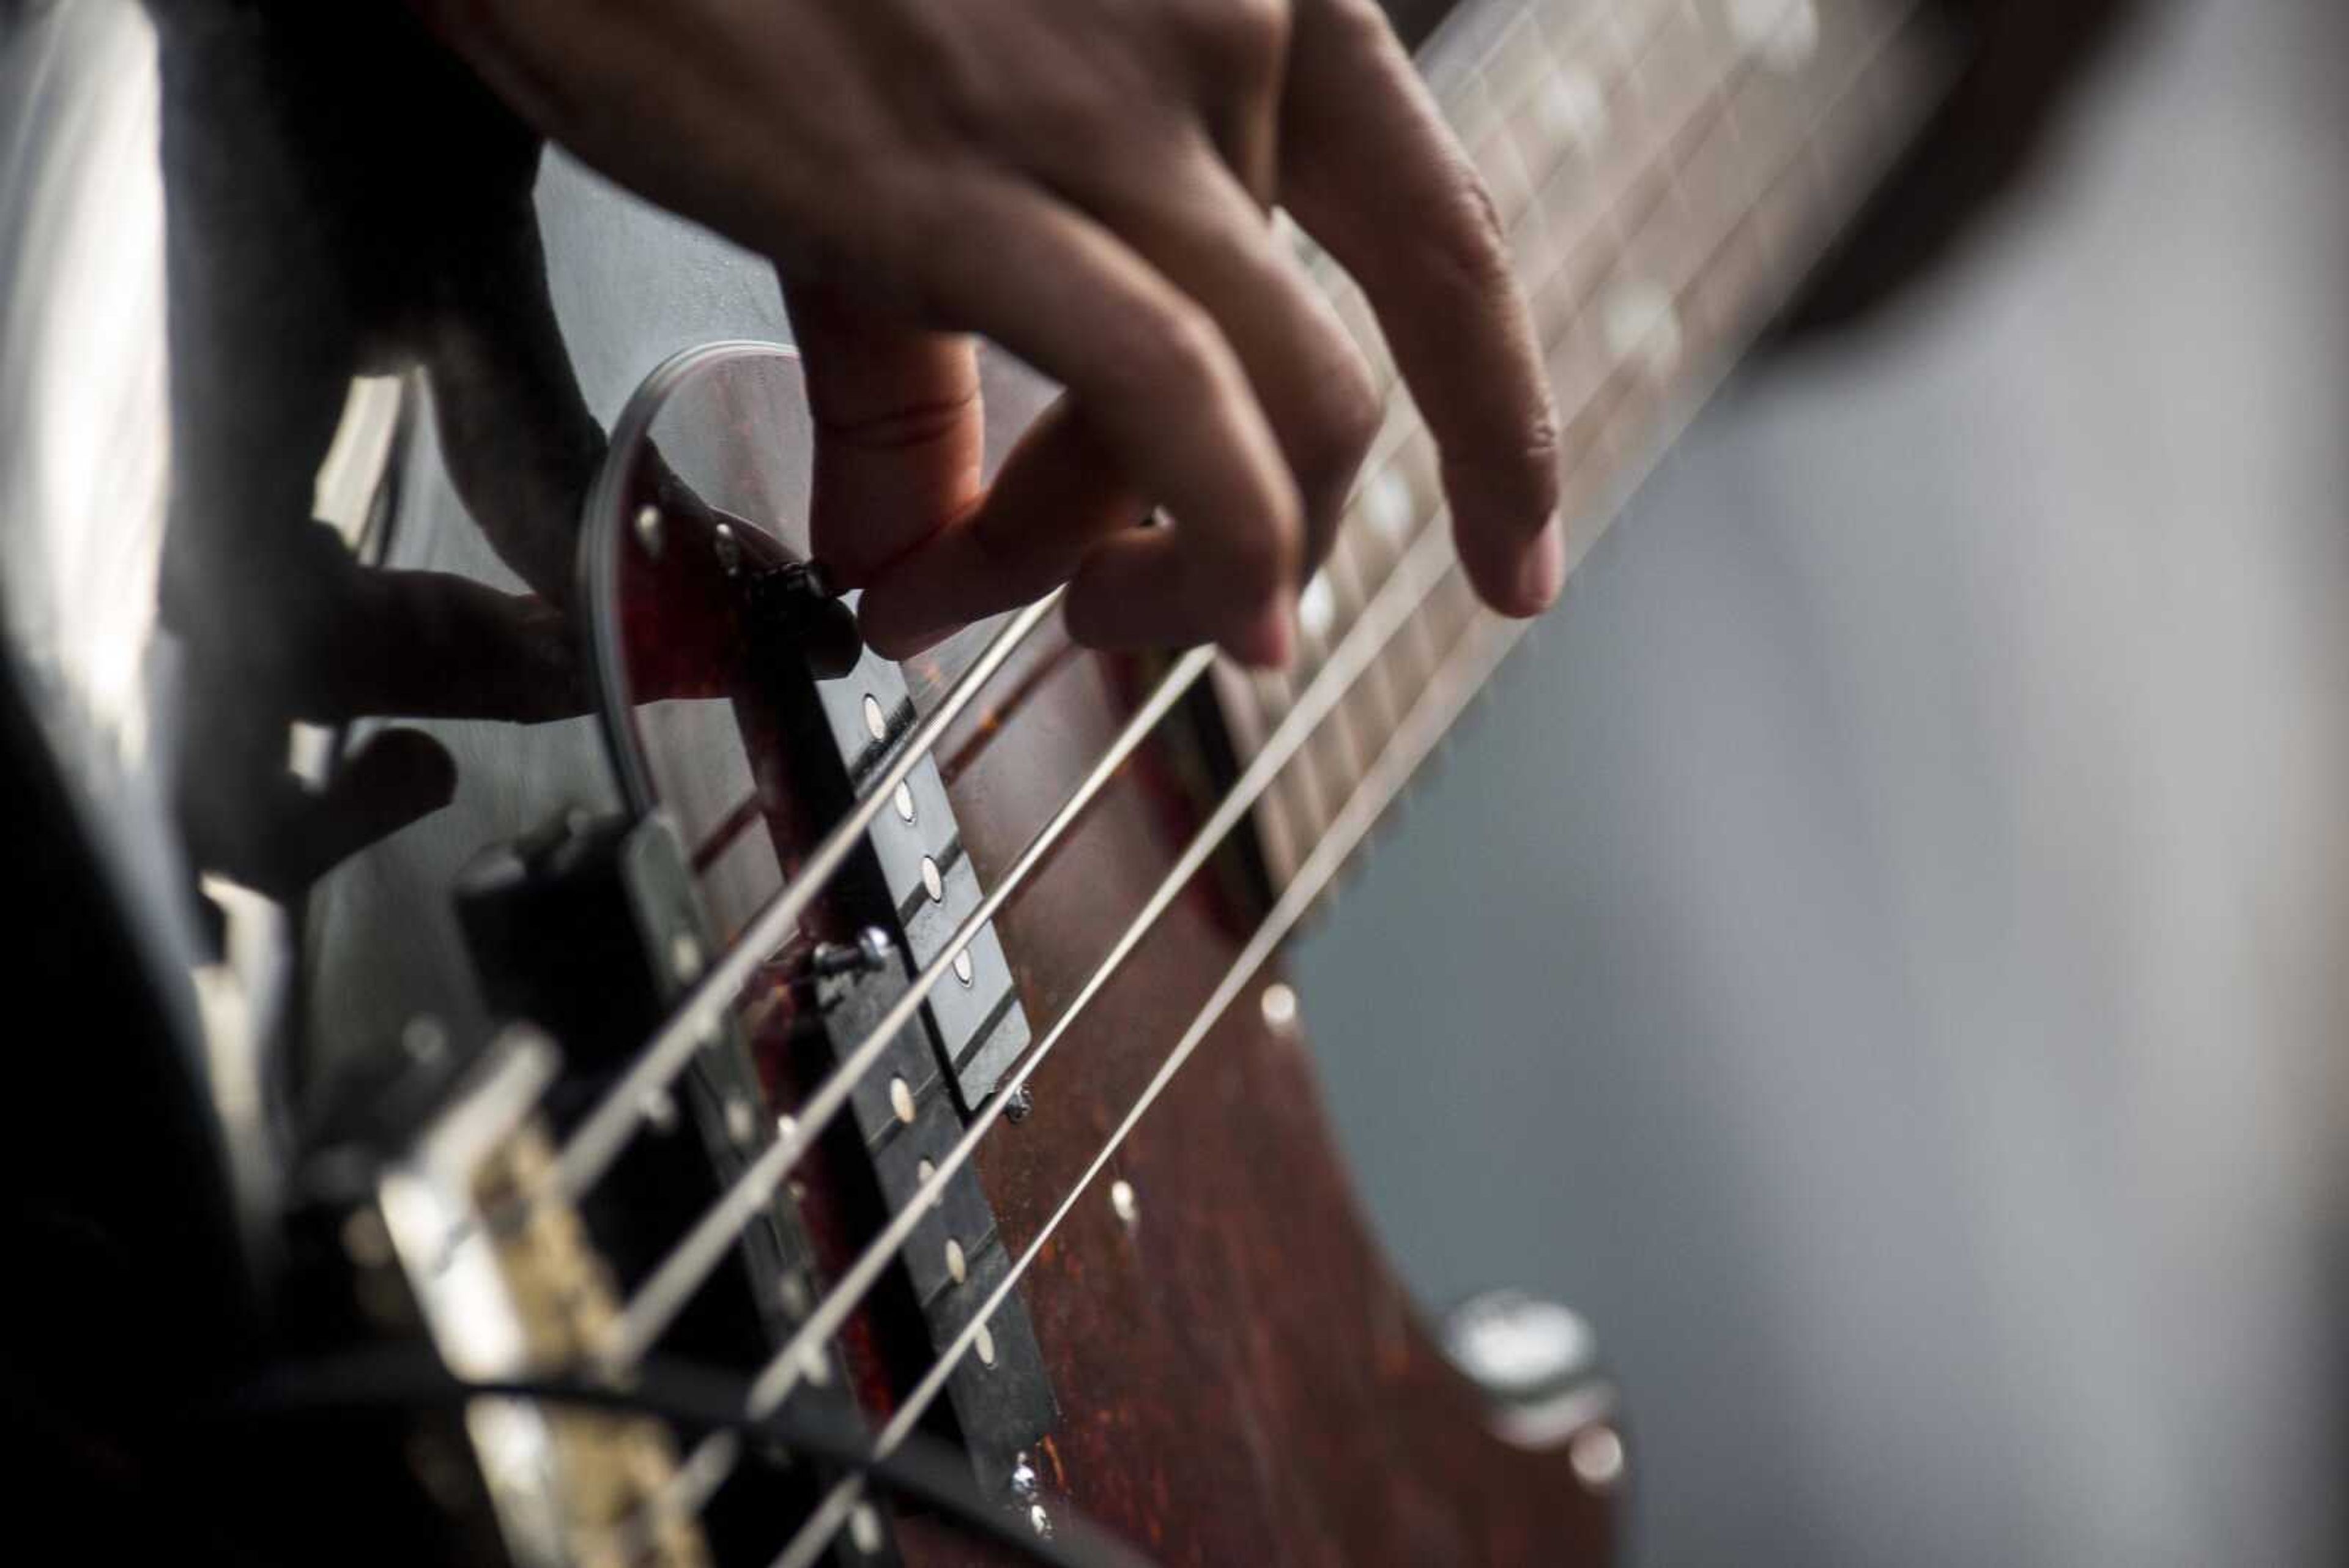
607;513;1456;1379
547;591;1061;1208
540;0;1726;1228
587;4;1892;1548
600;637;1220;1369
600;520;1457;1559
752;18;1928;1562
608;0;1860;1429
565;3;1918;1559
770;574;1529;1568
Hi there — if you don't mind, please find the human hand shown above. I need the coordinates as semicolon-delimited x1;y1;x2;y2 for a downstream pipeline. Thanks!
407;0;1564;667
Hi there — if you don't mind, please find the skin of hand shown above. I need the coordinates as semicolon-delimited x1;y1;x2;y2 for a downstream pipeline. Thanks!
404;0;1566;669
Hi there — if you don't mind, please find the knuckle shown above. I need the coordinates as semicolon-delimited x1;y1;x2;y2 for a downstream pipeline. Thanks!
1225;489;1303;590
1011;72;1124;166
1424;171;1514;295
1314;0;1400;53
1294;354;1382;509
1326;354;1386;472
1186;0;1292;81
1117;296;1229;404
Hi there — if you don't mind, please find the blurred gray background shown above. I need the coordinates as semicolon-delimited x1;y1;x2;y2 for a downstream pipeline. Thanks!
1297;2;2349;1564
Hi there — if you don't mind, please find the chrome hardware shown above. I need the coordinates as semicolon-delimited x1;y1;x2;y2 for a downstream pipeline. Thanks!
1442;1289;1619;1455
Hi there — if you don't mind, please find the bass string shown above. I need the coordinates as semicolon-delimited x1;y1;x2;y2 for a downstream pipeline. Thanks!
542;0;1758;1229
758;19;1915;1544
603;639;1221;1369
603;66;1797;1372
547;591;1063;1208
610;518;1463;1555
609;511;1458;1399
773;579;1532;1568
738;12;1933;1559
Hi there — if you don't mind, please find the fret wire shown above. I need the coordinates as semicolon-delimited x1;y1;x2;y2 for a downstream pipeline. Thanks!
1261;669;1331;856
771;585;1532;1568
1317;0;1740;647
1278;0;1931;897
1322;4;1746;639
1325;531;1408;738
1294;587;1372;829
1343;0;1683;485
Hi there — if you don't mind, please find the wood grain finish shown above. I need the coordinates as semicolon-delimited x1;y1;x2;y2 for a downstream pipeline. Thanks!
881;623;1617;1566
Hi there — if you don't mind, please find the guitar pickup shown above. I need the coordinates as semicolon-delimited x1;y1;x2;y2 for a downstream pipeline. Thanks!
814;639;1032;1113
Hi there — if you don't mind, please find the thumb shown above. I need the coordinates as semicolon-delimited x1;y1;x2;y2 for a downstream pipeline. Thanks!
786;278;987;585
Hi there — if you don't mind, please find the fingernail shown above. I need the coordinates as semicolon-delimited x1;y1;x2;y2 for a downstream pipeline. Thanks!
1513;518;1566;614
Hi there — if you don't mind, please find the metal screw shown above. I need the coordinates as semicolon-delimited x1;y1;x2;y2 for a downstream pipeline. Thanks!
1009;1454;1041;1503
945;1238;967;1285
670;931;704;984
893;781;916;822
889;1077;916;1125
725;1096;757;1147
810;927;892;980
919;856;944;903
1028;1502;1053;1539
634;503;664;559
1004;1084;1036;1123
1110;1179;1139;1230
640;1087;680;1134
713;521;742;575
862;694;888;742
1260;982;1299;1035
973;1320;997;1368
951;949;974;986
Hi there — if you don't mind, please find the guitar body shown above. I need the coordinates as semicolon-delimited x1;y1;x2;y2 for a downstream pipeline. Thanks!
902;630;1615;1566
1;0;1943;1560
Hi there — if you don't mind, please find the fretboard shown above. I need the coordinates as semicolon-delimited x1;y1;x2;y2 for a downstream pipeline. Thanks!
1218;0;1948;893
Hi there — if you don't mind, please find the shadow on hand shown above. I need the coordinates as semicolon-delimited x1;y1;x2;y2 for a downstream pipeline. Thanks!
152;1;615;897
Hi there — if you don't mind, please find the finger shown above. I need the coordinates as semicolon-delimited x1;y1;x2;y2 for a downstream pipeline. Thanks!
902;174;1304;660
267;521;590;724
228;729;458;897
785;280;987;585
856;398;1145;660
1065;522;1292;667
1075;142;1381;587
1278;0;1564;617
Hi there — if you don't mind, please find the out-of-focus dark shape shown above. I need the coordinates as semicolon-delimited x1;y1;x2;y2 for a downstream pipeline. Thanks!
1779;0;2145;337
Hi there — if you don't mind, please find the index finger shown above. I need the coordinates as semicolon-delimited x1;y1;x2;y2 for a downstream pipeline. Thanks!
1278;0;1564;617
